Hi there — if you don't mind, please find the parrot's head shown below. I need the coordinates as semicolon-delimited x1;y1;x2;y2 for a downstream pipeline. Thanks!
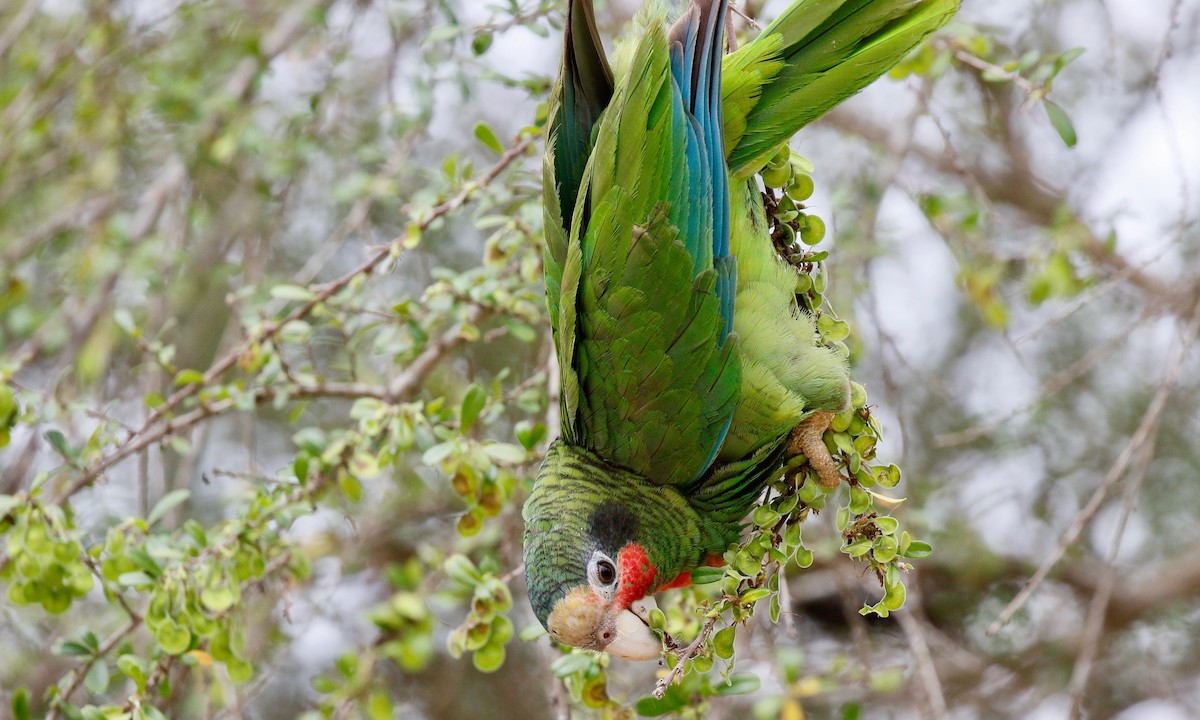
523;445;665;660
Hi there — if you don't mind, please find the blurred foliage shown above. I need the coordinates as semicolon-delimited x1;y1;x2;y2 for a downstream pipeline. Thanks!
2;0;1197;719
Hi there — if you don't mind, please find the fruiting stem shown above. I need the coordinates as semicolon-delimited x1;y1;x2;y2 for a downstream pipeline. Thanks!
652;615;719;699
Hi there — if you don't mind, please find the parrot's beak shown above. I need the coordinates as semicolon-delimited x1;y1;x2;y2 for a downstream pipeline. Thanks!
602;597;662;661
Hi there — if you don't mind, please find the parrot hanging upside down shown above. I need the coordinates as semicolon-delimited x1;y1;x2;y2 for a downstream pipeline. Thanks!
523;0;959;660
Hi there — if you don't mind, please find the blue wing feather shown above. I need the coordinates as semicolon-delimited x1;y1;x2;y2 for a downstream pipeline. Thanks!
669;0;733;338
668;0;735;472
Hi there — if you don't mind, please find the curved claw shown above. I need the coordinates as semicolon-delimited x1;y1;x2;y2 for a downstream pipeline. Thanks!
788;411;841;488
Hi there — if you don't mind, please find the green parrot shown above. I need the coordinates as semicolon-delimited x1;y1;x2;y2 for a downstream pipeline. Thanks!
523;0;958;660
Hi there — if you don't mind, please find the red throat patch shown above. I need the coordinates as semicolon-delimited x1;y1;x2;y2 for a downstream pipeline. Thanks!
614;543;657;608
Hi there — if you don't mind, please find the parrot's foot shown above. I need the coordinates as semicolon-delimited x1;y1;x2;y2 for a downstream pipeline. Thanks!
788;412;841;488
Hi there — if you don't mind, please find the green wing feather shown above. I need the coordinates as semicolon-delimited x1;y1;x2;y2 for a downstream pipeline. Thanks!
547;4;740;487
544;0;615;445
543;0;958;487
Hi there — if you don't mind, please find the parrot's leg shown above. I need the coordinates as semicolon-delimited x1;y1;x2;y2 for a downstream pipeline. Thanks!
787;412;841;488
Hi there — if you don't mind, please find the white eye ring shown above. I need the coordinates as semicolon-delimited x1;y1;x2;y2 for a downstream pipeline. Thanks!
587;551;619;599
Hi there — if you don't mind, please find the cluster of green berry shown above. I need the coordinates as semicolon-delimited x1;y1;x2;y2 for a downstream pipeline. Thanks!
548;651;613;711
368;560;436;673
619;149;935;702
1;501;93;614
444;554;515;673
761;144;827;252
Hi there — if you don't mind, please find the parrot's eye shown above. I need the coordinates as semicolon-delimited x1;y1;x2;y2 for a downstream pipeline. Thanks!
587;551;618;596
596;560;616;585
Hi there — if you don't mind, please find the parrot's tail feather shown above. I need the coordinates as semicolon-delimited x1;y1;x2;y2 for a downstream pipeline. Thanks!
725;0;960;177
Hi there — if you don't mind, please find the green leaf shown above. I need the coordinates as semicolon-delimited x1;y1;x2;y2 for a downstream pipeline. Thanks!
849;485;871;515
128;548;162;578
752;506;781;527
118;654;148;690
0;494;20;516
836;507;851;532
349;451;380;479
550;652;592;678
902;541;933;559
1049;47;1085;81
367;691;394;720
876;464;901;488
713;626;736;659
421;441;457;466
118;571;156;587
874;516;899;535
883;581;907;612
845;539;873;558
460;384;487;434
795;547;814;568
226;657;254;682
482;443;526;464
872;535;899;564
200;575;235;613
503;318;537;342
292;427;327;455
472;642;505;673
338;472;364;502
55;639;95;657
636;688;688;717
85;659;110;695
44;429;72;459
270;284;315;302
518;623;547;642
156;621;192;655
11;688;29;720
173;369;206;387
740;587;771;604
0;384;16;423
716;672;761;696
147;489;191;527
444;554;481;587
472;31;494;56
690;566;724;585
514;420;547;450
473;122;504;155
1044;100;1077;148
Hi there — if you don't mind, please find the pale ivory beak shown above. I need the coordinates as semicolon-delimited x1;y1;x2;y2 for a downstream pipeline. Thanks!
603;597;662;661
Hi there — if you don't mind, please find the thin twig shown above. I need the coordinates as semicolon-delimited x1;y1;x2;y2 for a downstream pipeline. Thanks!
1066;434;1156;718
48;618;140;717
729;3;761;30
0;0;41;60
932;38;1045;109
1012;243;1174;345
653;615;719;699
896;582;948;720
388;305;489;399
42;136;532;509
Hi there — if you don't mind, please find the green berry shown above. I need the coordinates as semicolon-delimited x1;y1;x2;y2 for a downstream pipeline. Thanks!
761;163;791;189
788;173;815;202
768;143;792;169
800;215;826;245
